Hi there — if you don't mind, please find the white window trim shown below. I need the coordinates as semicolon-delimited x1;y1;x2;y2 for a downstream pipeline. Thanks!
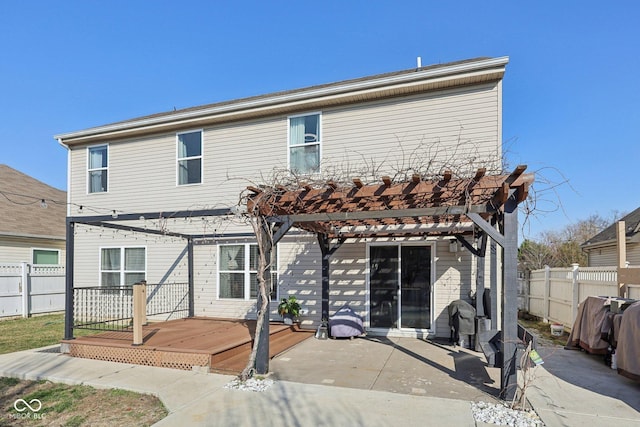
31;247;61;265
217;243;279;301
287;112;322;174
99;246;147;287
271;244;280;301
87;144;109;194
176;129;203;186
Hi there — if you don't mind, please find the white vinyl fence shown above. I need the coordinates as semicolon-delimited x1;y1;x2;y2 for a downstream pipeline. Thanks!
0;263;65;318
520;265;640;328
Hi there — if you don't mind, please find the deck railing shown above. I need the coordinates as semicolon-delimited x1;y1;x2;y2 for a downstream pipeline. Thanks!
73;282;189;332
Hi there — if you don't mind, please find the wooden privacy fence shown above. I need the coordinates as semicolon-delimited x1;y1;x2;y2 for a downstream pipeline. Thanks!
520;265;640;328
0;263;65;318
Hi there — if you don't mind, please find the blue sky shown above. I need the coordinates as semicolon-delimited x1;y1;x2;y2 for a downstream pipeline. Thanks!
1;1;638;239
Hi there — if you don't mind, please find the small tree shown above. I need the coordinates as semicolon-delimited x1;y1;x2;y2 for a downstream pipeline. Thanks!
238;204;274;381
519;212;624;268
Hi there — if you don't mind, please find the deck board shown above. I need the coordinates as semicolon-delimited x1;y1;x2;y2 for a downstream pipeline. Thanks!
62;317;313;373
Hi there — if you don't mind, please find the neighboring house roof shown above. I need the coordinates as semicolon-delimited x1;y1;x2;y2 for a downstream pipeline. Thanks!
0;164;66;240
55;56;508;146
582;206;640;249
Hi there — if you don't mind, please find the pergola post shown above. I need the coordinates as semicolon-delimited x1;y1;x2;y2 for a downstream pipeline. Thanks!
317;234;331;323
500;192;519;401
64;219;75;340
187;238;194;317
316;234;346;325
476;234;487;317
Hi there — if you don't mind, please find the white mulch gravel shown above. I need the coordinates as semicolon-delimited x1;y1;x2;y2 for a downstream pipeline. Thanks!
224;377;275;392
471;401;544;426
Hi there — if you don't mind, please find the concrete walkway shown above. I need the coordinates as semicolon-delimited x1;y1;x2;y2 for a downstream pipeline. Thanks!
0;339;639;426
0;345;475;426
524;344;640;427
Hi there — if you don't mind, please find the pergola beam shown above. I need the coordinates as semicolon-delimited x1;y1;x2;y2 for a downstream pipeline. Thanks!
267;204;494;224
467;212;505;247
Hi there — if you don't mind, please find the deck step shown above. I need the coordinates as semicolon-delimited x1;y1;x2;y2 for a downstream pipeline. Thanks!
210;329;313;374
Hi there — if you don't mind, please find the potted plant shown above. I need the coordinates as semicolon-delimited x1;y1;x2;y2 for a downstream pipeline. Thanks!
278;296;301;325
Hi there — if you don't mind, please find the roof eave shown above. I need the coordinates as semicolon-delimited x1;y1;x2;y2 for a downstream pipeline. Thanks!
55;56;508;146
0;231;66;241
581;233;640;250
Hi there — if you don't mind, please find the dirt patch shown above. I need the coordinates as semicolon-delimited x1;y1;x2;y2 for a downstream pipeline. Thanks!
519;317;569;347
0;377;167;427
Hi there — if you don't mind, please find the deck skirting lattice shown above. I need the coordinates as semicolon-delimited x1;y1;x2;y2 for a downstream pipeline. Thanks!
68;343;210;370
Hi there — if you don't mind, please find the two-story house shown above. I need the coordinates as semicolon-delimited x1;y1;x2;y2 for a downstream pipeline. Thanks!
56;56;519;342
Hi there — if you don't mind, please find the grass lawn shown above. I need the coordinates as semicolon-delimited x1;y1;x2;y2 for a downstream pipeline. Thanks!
0;314;168;425
0;377;167;427
0;313;93;355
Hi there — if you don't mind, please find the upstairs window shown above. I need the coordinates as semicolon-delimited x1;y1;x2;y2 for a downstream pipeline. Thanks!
289;113;320;174
88;145;108;193
177;130;202;185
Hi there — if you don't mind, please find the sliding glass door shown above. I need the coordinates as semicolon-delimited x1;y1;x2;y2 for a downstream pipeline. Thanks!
369;244;432;330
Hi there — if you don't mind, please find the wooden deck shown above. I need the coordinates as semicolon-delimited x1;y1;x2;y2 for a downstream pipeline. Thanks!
61;317;314;374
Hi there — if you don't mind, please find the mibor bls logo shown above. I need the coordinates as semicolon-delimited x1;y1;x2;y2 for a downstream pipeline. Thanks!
11;398;45;420
13;398;42;413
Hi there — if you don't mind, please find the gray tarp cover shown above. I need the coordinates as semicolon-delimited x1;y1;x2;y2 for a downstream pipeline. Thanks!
329;305;364;338
616;301;640;381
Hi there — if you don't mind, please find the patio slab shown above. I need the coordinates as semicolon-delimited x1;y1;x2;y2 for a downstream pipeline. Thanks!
269;335;502;403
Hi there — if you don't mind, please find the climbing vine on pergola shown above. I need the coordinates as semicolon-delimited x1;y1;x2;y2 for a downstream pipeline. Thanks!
242;165;533;400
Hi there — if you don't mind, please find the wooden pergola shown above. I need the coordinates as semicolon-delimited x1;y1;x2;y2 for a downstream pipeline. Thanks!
247;165;534;400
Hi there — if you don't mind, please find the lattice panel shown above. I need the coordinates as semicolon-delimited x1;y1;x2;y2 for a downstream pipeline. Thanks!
68;343;209;371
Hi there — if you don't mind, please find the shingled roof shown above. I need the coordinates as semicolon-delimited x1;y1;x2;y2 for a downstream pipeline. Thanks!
582;206;640;248
0;165;66;239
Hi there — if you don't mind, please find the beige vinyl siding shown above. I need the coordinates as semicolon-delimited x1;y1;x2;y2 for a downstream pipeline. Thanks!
67;83;500;215
587;246;619;267
329;241;367;319
322;83;500;177
277;236;322;327
71;224;189;288
433;240;476;337
68;118;285;215
0;237;65;265
587;243;640;267
193;242;218;317
629;244;640;265
192;238;257;319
